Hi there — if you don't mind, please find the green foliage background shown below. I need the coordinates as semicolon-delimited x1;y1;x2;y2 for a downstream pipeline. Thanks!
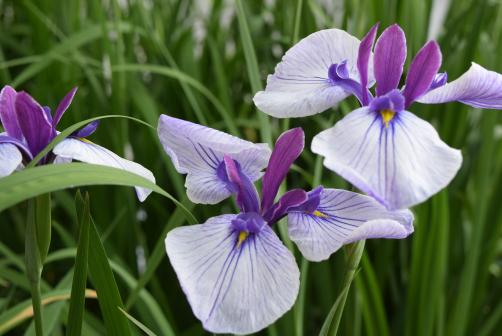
0;0;501;335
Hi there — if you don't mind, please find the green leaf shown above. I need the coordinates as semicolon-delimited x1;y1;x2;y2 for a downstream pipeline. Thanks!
319;241;365;336
0;163;197;224
35;193;52;265
66;191;91;336
119;308;158;336
26;115;154;168
87;218;131;336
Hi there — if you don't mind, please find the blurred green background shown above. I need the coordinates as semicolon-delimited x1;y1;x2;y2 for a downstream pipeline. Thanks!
0;0;501;335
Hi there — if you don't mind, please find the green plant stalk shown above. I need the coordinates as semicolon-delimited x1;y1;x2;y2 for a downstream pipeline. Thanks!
330;240;365;336
25;193;52;336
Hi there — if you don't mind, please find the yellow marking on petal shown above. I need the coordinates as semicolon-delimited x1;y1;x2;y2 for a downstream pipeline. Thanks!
237;231;249;248
79;138;94;144
381;109;395;128
312;210;328;218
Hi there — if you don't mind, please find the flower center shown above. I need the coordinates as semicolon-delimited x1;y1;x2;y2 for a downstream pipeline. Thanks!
231;212;266;248
380;109;395;128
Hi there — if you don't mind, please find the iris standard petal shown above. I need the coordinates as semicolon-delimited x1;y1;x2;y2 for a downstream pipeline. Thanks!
52;87;78;126
261;128;304;211
0;143;23;177
403;41;442;107
165;215;300;335
311;107;462;210
417;62;502;109
157;115;271;204
374;24;407;96
15;92;54;156
0;86;23;140
288;188;413;261
52;138;154;202
253;29;369;118
357;23;379;105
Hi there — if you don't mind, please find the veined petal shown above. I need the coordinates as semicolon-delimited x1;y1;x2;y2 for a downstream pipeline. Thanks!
374;24;407;96
0;86;23;140
52;87;77;126
15;92;54;156
311;107;462;210
52;138;154;202
417;62;502;109
165;215;300;335
253;29;371;118
261;128;304;212
403;41;442;107
158;115;271;204
0;143;22;177
288;188;413;261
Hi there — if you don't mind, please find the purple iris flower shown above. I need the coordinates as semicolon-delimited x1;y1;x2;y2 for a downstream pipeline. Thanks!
158;115;413;334
0;85;154;201
254;23;502;210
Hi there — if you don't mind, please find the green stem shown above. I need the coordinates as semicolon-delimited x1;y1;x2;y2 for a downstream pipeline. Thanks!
24;193;52;336
330;241;365;336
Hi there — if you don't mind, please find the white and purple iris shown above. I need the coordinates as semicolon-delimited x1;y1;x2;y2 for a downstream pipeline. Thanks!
254;23;502;210
158;115;413;334
0;85;154;201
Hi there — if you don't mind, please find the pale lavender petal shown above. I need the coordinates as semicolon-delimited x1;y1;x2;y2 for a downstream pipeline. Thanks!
0;134;32;159
52;87;77;126
288;188;413;261
0;86;23;140
403;41;442;107
15;92;55;156
261;128;304;212
263;188;308;224
311;107;462;210
0;143;23;177
158;115;271;204
253;29;373;118
374;24;407;96
52;138;154;202
223;155;260;213
418;62;502;108
357;23;379;105
165;215;299;334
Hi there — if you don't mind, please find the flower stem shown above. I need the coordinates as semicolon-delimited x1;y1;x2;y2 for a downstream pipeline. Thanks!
25;193;52;336
331;241;365;335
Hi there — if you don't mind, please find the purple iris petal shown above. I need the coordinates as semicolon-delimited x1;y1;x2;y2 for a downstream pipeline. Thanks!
15;92;55;156
374;24;407;96
0;86;23;141
288;186;323;213
357;23;379;105
224;155;260;213
369;89;405;113
231;212;266;233
72;120;99;138
403;41;442;107
328;61;371;105
261;128;304;212
429;72;448;90
43;106;53;123
263;188;308;224
53;87;77;126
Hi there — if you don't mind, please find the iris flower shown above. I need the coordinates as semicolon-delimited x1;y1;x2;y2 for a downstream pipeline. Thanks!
0;85;154;201
158;115;413;334
254;23;502;210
